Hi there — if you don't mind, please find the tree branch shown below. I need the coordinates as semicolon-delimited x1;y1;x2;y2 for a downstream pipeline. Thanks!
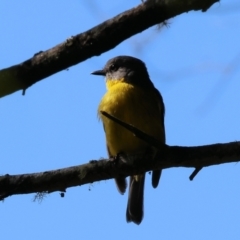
0;141;239;200
0;0;218;98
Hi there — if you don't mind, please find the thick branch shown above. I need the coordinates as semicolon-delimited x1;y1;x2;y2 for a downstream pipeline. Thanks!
0;141;239;200
0;0;218;98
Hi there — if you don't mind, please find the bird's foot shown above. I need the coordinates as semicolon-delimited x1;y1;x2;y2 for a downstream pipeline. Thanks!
110;152;128;164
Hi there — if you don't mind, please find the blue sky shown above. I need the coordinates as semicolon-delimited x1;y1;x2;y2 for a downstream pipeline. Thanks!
1;0;240;239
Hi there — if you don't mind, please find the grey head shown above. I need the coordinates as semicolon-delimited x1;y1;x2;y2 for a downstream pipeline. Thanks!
92;56;153;87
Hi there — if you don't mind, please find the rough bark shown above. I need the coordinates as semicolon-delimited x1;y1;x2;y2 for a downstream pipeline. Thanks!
0;141;239;201
0;0;218;98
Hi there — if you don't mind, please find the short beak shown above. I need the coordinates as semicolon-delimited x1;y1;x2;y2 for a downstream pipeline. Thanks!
91;69;106;76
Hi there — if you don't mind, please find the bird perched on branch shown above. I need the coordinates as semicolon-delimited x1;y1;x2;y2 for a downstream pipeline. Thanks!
92;56;165;225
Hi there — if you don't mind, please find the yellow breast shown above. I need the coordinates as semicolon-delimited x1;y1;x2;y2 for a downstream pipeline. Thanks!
98;80;164;157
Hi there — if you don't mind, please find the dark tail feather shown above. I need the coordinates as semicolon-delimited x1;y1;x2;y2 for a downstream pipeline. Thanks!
115;177;127;194
126;174;145;225
152;169;162;188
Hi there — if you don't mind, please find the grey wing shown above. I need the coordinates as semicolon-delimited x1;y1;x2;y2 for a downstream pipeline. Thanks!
151;87;165;188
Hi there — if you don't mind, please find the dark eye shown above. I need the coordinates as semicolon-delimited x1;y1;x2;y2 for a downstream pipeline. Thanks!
109;64;118;71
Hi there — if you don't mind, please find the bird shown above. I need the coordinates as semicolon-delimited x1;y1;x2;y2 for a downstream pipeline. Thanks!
92;56;165;225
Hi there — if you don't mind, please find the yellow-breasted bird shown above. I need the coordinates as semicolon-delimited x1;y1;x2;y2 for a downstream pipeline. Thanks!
92;56;165;225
